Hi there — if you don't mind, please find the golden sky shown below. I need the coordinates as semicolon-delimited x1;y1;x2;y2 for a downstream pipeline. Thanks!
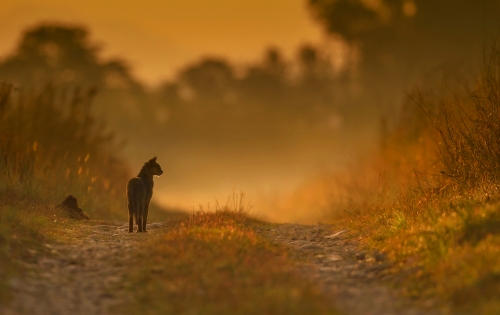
0;0;323;86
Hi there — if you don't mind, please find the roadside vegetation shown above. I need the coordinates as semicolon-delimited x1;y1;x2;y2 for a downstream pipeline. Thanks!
329;47;500;314
116;203;336;315
0;83;130;301
0;83;130;218
0;82;183;305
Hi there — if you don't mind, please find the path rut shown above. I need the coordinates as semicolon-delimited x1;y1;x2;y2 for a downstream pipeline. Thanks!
255;223;448;315
3;222;166;315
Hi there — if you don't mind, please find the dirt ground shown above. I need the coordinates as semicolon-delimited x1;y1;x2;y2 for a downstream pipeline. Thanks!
2;221;448;315
2;222;167;315
256;223;449;315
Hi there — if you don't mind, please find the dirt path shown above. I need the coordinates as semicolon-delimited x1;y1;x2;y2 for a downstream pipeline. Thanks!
3;221;447;315
255;223;448;315
3;222;166;315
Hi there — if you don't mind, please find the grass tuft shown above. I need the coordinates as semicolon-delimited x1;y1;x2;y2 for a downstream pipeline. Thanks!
116;210;337;315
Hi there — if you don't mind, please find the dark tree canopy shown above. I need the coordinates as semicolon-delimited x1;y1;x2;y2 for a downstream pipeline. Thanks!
307;0;500;101
177;58;235;103
0;23;139;91
307;0;500;67
308;0;500;42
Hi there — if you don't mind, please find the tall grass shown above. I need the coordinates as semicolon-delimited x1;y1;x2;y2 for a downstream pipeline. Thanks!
413;47;500;190
0;83;129;219
328;45;500;314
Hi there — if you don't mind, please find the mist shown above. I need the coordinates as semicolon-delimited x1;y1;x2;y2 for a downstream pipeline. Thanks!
1;1;500;223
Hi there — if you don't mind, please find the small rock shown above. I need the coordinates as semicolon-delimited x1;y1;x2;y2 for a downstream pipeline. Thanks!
355;252;366;260
327;254;343;261
299;244;323;251
68;258;79;265
324;230;347;239
100;292;115;299
350;270;366;278
366;262;391;273
319;266;340;272
373;250;387;262
289;240;310;247
147;222;165;229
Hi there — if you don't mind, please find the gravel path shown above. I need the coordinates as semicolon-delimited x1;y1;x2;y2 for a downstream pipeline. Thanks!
3;221;448;315
255;223;448;315
3;222;166;315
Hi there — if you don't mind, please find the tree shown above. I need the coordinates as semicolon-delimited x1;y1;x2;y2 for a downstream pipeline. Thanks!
307;0;500;90
239;47;289;106
0;23;164;143
177;58;236;106
0;24;103;86
0;23;142;92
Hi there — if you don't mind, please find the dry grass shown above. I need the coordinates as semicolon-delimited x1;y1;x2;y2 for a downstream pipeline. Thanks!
330;45;500;314
0;82;131;303
116;209;337;315
0;83;129;220
412;48;500;188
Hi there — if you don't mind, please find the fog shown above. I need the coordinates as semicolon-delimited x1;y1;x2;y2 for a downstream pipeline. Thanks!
1;1;500;222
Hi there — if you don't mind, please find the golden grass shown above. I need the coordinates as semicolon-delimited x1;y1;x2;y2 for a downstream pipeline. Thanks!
0;82;132;304
116;210;338;315
330;45;500;314
349;192;500;314
0;83;130;221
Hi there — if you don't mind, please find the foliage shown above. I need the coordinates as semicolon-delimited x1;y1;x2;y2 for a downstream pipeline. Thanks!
0;23;135;89
333;44;500;314
307;0;500;105
0;83;129;220
307;0;500;56
0;23;160;147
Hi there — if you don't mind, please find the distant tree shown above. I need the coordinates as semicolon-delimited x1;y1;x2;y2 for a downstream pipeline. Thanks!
262;47;288;78
239;47;289;106
308;0;500;72
296;44;335;104
297;44;335;83
177;58;235;106
157;45;338;120
0;23;166;144
0;24;101;86
0;23;141;91
307;0;500;109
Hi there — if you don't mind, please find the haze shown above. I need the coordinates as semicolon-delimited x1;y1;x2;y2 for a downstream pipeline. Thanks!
1;0;499;223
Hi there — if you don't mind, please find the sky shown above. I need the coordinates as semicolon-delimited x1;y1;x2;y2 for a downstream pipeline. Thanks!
0;0;323;86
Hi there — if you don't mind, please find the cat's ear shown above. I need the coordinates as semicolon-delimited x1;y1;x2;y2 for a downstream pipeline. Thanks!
153;156;157;161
